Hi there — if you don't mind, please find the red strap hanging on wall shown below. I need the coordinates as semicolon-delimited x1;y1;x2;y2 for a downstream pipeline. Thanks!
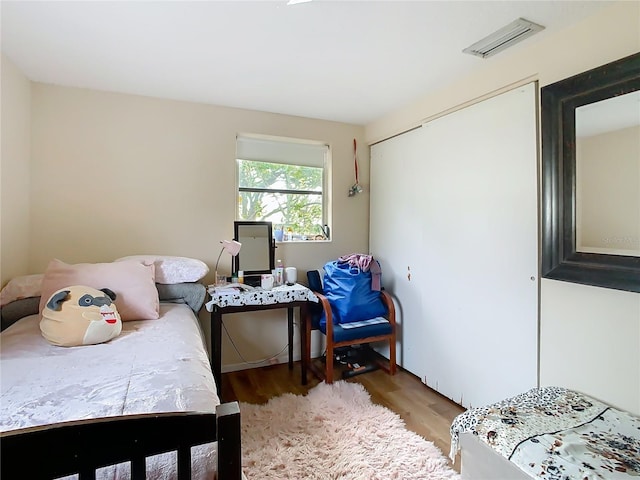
349;138;363;197
353;138;359;185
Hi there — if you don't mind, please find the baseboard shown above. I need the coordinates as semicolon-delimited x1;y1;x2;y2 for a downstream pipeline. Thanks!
222;348;324;374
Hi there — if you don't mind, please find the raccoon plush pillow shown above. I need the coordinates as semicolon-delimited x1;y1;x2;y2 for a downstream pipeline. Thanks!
40;285;122;347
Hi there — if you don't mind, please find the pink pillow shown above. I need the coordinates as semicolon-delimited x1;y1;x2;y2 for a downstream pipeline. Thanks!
0;273;44;306
39;259;159;321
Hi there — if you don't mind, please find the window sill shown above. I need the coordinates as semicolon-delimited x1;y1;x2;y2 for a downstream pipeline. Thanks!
276;239;330;244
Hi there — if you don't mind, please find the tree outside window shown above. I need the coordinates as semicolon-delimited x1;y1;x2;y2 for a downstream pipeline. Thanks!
237;159;325;240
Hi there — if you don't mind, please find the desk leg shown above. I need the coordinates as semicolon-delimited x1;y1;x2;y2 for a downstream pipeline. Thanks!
287;307;294;370
300;304;309;385
212;309;222;397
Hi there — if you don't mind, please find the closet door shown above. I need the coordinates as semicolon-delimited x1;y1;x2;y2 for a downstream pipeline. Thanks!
370;127;426;372
370;83;538;408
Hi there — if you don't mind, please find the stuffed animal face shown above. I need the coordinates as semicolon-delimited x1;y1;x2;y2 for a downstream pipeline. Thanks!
40;285;122;346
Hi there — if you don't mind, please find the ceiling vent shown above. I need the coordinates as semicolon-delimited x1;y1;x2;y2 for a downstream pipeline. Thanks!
463;18;545;58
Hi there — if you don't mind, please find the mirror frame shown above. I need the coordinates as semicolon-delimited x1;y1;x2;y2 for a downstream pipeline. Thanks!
233;220;275;278
541;52;640;293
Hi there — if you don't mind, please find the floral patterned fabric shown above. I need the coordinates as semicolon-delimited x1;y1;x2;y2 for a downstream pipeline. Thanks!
450;386;640;479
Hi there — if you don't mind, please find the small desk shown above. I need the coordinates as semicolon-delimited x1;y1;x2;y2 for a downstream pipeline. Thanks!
205;283;318;397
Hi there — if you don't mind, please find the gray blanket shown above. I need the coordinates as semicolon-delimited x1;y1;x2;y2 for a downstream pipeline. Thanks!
155;282;206;313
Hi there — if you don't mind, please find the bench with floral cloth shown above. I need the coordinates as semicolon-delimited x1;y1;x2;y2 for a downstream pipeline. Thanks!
450;386;640;479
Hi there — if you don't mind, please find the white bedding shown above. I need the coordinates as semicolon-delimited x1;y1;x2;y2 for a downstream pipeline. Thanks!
1;303;220;478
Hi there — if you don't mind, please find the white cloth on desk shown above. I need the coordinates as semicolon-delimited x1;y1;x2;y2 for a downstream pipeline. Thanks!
205;283;318;311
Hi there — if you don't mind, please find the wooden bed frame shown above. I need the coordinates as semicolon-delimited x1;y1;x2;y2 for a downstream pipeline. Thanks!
1;404;242;479
0;284;244;480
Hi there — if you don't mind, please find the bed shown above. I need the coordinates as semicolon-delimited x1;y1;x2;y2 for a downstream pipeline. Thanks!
450;386;640;480
0;268;243;480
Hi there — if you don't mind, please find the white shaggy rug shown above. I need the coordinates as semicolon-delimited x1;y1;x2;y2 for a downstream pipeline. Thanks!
239;381;461;479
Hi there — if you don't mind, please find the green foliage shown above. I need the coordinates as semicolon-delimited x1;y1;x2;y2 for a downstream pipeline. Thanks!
237;160;324;237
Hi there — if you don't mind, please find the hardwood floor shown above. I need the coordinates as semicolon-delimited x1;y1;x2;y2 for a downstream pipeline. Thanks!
222;360;466;472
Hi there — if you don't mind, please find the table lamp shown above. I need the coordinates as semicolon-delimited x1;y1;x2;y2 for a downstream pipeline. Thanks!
215;240;242;285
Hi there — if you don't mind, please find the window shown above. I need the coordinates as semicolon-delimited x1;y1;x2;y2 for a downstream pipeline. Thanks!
236;134;330;241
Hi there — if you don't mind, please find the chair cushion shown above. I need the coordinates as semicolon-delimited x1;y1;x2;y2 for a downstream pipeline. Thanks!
320;319;392;343
340;317;388;329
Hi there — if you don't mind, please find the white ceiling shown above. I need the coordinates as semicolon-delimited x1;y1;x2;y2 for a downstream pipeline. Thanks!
1;1;613;126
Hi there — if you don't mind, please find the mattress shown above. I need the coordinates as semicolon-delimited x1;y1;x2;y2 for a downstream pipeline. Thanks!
450;386;640;480
1;302;219;431
1;303;220;479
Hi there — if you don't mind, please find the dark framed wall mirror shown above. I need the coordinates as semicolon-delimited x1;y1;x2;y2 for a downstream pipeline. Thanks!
233;221;275;286
541;52;640;292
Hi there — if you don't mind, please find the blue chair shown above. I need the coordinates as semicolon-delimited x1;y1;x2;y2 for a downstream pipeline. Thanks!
304;269;396;383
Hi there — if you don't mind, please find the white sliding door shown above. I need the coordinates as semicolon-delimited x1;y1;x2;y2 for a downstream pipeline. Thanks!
370;83;539;408
369;127;426;370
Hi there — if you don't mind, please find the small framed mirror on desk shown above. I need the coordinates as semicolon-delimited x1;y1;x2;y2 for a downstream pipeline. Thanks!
233;221;275;286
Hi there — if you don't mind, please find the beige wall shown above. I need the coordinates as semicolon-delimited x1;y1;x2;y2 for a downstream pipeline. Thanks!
29;85;368;273
1;54;31;286
13;82;369;367
577;126;640;255
540;281;639;414
366;1;640;414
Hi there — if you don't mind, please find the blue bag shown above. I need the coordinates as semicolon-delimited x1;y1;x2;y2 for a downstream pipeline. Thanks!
320;259;387;328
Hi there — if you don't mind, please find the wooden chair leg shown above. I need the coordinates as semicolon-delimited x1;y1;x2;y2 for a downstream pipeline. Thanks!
302;309;312;385
389;338;397;375
325;340;334;384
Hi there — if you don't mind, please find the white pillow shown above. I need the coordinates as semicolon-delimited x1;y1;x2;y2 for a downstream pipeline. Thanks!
0;274;44;306
115;255;209;284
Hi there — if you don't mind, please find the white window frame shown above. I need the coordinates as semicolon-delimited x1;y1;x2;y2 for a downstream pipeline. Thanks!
235;133;331;241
